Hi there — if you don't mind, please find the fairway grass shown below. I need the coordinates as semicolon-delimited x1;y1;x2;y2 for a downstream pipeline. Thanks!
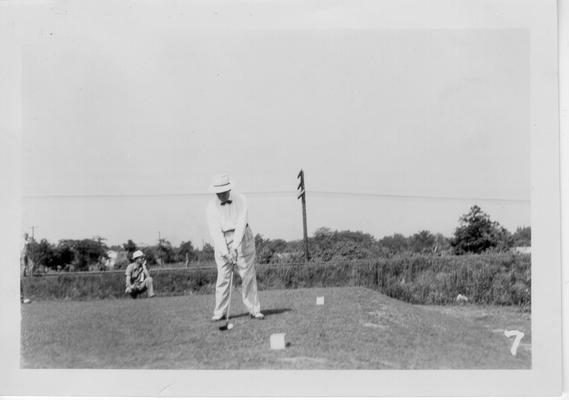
21;287;530;369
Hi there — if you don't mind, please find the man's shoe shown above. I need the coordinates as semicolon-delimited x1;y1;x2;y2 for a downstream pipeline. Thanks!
250;312;264;320
211;315;225;322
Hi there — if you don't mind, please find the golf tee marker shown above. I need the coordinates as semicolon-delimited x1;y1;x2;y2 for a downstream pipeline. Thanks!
270;333;286;350
504;330;524;356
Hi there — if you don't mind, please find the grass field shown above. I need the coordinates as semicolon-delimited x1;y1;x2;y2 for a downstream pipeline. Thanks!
21;287;530;369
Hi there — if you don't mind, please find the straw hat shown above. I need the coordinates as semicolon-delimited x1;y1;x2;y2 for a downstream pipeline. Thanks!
209;173;233;194
132;250;145;260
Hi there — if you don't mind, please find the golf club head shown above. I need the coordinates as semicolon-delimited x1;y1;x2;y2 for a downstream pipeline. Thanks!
219;323;234;331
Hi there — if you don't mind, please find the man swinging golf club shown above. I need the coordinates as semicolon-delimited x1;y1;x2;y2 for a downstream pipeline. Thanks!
206;173;264;326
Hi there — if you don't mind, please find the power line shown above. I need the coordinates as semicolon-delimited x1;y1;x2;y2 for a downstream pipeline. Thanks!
21;190;529;203
22;192;212;199
307;191;530;204
21;191;297;199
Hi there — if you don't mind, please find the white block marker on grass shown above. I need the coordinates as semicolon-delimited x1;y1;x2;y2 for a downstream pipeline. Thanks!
270;333;286;350
316;296;325;305
504;330;524;356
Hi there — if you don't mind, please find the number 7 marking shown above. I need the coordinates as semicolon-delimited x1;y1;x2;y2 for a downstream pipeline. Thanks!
504;330;524;356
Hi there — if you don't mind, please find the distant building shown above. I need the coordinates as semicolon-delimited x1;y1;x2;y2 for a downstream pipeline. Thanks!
513;246;531;255
104;250;118;269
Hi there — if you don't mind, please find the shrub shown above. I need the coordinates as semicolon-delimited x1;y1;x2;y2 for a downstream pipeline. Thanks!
21;254;530;307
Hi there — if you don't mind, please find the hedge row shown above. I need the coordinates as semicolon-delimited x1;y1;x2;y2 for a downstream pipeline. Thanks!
21;268;218;301
21;253;530;306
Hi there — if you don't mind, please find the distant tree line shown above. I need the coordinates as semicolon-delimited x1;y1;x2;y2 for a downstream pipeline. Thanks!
23;205;531;272
25;238;109;273
255;205;531;263
117;238;213;268
23;237;216;273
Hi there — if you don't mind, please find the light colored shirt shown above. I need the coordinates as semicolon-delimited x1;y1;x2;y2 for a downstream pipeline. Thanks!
206;192;248;256
125;262;150;287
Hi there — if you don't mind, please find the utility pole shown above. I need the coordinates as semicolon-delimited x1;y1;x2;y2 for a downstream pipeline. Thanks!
297;169;310;262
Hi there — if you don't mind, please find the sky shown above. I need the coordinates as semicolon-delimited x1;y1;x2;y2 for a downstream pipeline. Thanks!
20;2;530;247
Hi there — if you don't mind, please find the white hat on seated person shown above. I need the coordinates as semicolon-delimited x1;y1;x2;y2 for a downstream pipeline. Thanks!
132;250;145;260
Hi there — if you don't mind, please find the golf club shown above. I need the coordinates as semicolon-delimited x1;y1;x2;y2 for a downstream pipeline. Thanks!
219;237;237;332
219;263;235;331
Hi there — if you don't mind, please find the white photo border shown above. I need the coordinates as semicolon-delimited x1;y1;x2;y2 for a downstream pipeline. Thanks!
0;0;561;396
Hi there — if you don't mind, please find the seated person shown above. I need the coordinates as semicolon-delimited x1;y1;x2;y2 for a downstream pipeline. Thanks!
125;250;155;298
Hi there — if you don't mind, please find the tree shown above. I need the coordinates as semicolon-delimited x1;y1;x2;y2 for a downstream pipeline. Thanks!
409;230;436;253
54;239;107;271
378;233;409;256
156;239;175;265
310;228;377;261
511;226;531;247
122;239;137;260
254;234;266;250
177;241;197;263
254;234;289;264
31;239;57;271
141;246;158;265
494;226;513;251
198;243;215;262
451;205;511;254
55;240;76;268
73;239;108;270
312;227;335;256
314;227;333;237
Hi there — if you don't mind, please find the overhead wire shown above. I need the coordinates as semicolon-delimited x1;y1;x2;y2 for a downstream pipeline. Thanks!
22;190;529;203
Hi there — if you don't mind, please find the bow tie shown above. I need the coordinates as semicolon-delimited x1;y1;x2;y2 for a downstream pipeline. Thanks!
221;200;232;206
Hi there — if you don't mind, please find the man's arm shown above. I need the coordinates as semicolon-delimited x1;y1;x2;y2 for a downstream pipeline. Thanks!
125;265;132;291
207;202;230;257
231;194;249;252
142;262;151;278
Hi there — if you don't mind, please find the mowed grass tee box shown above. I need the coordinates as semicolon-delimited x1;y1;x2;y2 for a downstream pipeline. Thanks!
21;287;531;369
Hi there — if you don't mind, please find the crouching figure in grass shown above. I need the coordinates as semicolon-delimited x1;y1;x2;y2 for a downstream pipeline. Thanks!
125;250;155;299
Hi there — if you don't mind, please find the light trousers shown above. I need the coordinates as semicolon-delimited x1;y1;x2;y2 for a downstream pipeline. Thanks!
129;277;155;298
213;226;261;318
